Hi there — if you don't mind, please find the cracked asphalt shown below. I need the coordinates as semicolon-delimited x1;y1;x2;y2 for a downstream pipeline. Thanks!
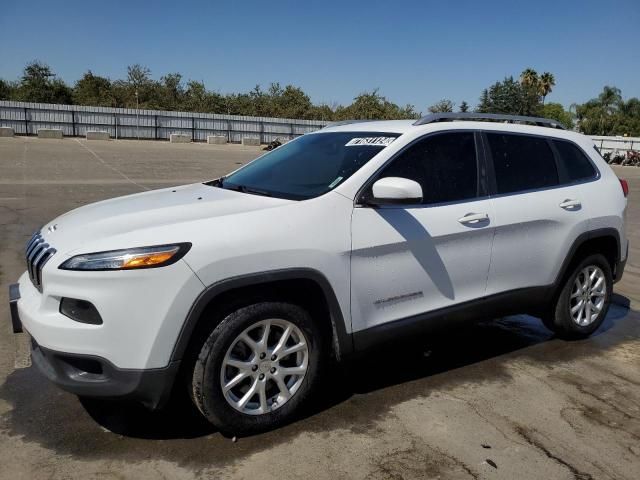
1;137;639;480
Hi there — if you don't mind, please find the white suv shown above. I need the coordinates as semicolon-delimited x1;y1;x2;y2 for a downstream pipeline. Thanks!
9;113;628;434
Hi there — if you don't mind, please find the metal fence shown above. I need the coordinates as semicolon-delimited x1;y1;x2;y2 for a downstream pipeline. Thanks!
592;136;640;155
2;100;638;151
0;100;330;143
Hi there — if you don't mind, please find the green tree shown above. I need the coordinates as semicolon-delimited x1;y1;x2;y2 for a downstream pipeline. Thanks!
335;89;417;120
307;103;335;121
519;68;539;90
477;89;490;112
276;85;313;119
575;86;622;135
540;102;574;129
14;61;72;103
617;97;640;135
477;76;539;115
0;78;16;100
459;101;470;113
428;99;454;113
575;86;640;136
183;80;223;113
518;68;542;114
158;73;184;110
539;72;555;105
73;71;113;106
120;64;162;109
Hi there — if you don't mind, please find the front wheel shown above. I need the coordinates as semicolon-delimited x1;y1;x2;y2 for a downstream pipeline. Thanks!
544;254;613;339
190;302;324;435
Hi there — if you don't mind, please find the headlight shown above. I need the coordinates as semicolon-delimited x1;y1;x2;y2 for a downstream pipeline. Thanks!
59;243;191;271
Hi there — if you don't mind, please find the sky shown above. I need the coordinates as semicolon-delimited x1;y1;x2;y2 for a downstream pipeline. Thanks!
0;0;638;112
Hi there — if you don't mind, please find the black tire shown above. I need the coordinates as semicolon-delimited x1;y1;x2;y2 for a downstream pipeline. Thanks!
190;302;324;435
544;254;613;339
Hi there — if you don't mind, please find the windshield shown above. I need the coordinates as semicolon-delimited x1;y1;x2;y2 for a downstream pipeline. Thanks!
218;131;400;200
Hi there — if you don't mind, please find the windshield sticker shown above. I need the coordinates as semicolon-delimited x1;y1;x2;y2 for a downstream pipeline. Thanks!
328;176;343;189
345;137;396;147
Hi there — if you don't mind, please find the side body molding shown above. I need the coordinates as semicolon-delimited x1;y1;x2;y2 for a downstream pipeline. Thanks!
170;229;622;362
170;268;353;362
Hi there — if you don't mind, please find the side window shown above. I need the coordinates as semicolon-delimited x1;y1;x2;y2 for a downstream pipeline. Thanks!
553;140;597;182
375;132;478;204
486;133;559;194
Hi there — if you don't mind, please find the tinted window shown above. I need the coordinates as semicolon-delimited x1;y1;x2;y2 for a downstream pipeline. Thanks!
376;132;478;204
221;132;399;200
487;133;558;194
553;140;597;182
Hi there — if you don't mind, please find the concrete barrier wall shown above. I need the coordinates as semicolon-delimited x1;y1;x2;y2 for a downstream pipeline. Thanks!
170;133;191;143
207;135;227;144
0;127;14;137
86;130;110;140
241;137;261;146
37;128;63;139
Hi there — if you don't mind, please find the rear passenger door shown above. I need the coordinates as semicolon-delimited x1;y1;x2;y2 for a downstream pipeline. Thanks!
484;132;599;296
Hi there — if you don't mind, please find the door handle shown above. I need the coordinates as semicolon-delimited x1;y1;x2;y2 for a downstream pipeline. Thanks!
559;199;581;210
458;212;489;224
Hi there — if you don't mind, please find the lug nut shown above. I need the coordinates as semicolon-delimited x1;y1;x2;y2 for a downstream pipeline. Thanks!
259;373;265;380
259;352;266;360
271;354;277;361
252;365;258;372
270;367;276;374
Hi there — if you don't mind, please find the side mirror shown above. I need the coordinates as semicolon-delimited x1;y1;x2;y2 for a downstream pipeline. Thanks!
369;177;423;205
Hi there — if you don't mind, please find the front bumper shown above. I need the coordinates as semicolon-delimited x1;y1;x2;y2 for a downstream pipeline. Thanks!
9;283;22;333
29;336;180;409
10;282;180;409
14;257;204;369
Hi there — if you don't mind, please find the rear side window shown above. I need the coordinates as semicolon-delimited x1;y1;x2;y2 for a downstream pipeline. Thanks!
376;132;478;204
553;140;597;182
487;133;558;194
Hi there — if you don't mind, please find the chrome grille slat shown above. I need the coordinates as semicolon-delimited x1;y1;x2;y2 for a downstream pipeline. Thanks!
24;232;56;292
26;237;44;258
25;232;39;253
27;243;45;279
35;250;54;286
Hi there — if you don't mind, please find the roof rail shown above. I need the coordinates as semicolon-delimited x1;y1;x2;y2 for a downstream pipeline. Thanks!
413;113;566;130
323;119;380;128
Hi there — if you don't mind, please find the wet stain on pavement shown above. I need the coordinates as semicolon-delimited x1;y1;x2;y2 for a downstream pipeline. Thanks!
1;302;638;473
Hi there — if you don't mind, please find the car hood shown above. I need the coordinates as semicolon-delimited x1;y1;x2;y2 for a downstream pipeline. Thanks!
41;183;292;255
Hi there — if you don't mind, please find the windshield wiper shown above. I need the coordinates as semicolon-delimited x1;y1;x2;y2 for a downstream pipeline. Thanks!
204;177;225;187
225;183;272;197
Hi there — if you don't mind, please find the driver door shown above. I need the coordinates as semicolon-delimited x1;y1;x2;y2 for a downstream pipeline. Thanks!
350;131;495;335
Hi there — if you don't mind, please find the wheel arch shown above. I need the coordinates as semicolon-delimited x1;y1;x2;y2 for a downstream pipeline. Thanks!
554;228;621;289
170;268;353;364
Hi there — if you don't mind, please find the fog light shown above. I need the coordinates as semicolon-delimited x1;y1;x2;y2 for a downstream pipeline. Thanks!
60;298;103;325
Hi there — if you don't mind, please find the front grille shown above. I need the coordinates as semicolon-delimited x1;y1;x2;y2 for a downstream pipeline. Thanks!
25;231;56;292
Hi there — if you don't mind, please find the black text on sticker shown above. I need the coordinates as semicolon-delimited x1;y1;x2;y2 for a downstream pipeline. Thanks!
345;137;396;147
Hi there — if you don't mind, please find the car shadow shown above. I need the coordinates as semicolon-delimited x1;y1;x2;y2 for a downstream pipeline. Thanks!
73;294;633;440
353;208;456;300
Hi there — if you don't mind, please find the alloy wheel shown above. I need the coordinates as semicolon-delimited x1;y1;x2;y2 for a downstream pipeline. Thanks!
569;265;607;326
220;319;309;415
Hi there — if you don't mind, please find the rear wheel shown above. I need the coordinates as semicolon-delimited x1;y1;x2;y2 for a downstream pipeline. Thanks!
544;254;612;339
190;302;323;435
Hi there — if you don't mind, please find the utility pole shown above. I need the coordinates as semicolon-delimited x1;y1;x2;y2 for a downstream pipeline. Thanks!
135;89;140;140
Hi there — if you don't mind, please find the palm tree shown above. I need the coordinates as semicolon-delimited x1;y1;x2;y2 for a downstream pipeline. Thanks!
539;72;555;105
520;68;539;89
597;86;622;115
